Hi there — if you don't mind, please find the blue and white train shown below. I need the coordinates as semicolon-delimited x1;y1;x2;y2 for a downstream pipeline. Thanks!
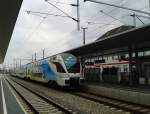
15;53;84;86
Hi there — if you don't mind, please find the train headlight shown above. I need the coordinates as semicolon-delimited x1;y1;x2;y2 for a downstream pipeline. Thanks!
60;74;69;78
65;74;70;77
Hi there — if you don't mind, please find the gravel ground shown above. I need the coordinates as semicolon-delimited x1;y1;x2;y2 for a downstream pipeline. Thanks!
9;76;130;114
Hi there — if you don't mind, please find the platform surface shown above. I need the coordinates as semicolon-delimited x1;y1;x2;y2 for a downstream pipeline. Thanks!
85;81;150;106
85;81;150;93
0;74;26;114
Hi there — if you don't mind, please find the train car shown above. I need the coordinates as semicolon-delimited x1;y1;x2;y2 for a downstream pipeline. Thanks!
15;53;84;87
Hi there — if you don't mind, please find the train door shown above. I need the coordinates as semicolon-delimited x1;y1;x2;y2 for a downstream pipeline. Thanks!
143;63;150;85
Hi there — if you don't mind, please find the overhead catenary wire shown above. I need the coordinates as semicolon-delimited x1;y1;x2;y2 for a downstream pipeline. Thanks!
87;21;119;25
84;0;150;15
86;14;130;37
130;13;150;20
87;14;126;35
63;2;147;45
21;0;61;51
45;0;78;22
27;13;46;18
99;10;127;25
131;14;145;25
86;0;130;27
86;0;129;21
86;0;149;28
135;16;145;24
22;18;46;42
87;22;120;34
25;0;60;36
45;0;80;30
86;14;150;42
85;14;129;39
47;0;72;5
47;0;78;6
26;11;70;18
86;4;149;38
86;24;119;39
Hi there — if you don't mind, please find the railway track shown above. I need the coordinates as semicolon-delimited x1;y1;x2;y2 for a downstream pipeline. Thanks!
8;76;150;114
70;91;150;114
6;78;75;114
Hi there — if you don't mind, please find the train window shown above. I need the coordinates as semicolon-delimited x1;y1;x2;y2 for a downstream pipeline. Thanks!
66;62;80;73
61;54;80;73
53;62;66;73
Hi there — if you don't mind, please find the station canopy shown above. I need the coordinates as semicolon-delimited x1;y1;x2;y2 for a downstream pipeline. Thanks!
0;0;23;63
65;24;150;57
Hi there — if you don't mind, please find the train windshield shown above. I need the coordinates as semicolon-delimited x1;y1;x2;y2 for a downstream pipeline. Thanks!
61;53;80;73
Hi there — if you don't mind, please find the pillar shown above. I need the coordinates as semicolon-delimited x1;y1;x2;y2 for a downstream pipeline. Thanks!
129;47;133;85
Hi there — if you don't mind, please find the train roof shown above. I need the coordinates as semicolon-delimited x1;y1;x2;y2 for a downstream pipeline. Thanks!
25;53;75;65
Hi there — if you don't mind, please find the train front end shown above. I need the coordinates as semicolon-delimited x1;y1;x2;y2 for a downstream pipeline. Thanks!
57;53;84;86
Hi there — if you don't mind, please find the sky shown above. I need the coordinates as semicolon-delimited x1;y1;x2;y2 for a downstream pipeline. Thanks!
2;0;150;68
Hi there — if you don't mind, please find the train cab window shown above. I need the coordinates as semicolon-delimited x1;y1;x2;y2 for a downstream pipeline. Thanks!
53;62;66;73
67;62;80;73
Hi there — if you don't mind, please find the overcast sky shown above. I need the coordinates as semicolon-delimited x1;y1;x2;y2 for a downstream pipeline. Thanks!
2;0;150;68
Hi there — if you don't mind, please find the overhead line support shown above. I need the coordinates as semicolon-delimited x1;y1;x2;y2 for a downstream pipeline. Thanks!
77;0;80;30
81;27;88;45
130;14;150;20
45;0;80;30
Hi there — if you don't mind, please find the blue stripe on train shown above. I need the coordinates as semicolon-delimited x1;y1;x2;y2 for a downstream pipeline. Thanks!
41;62;56;81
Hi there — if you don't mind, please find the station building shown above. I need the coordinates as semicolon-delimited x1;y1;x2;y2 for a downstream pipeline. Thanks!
65;24;150;86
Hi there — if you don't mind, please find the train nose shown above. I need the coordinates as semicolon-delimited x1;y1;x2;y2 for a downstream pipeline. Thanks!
65;77;80;85
70;77;80;85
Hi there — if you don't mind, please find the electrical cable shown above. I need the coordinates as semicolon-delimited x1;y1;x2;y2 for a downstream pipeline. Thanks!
26;11;70;18
99;10;127;25
47;0;77;6
21;0;60;47
48;0;72;5
135;15;145;24
86;4;149;37
87;0;128;21
87;21;119;25
45;0;78;21
86;0;129;28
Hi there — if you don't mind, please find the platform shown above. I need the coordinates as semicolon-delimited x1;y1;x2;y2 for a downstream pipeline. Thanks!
84;82;150;107
0;74;26;114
